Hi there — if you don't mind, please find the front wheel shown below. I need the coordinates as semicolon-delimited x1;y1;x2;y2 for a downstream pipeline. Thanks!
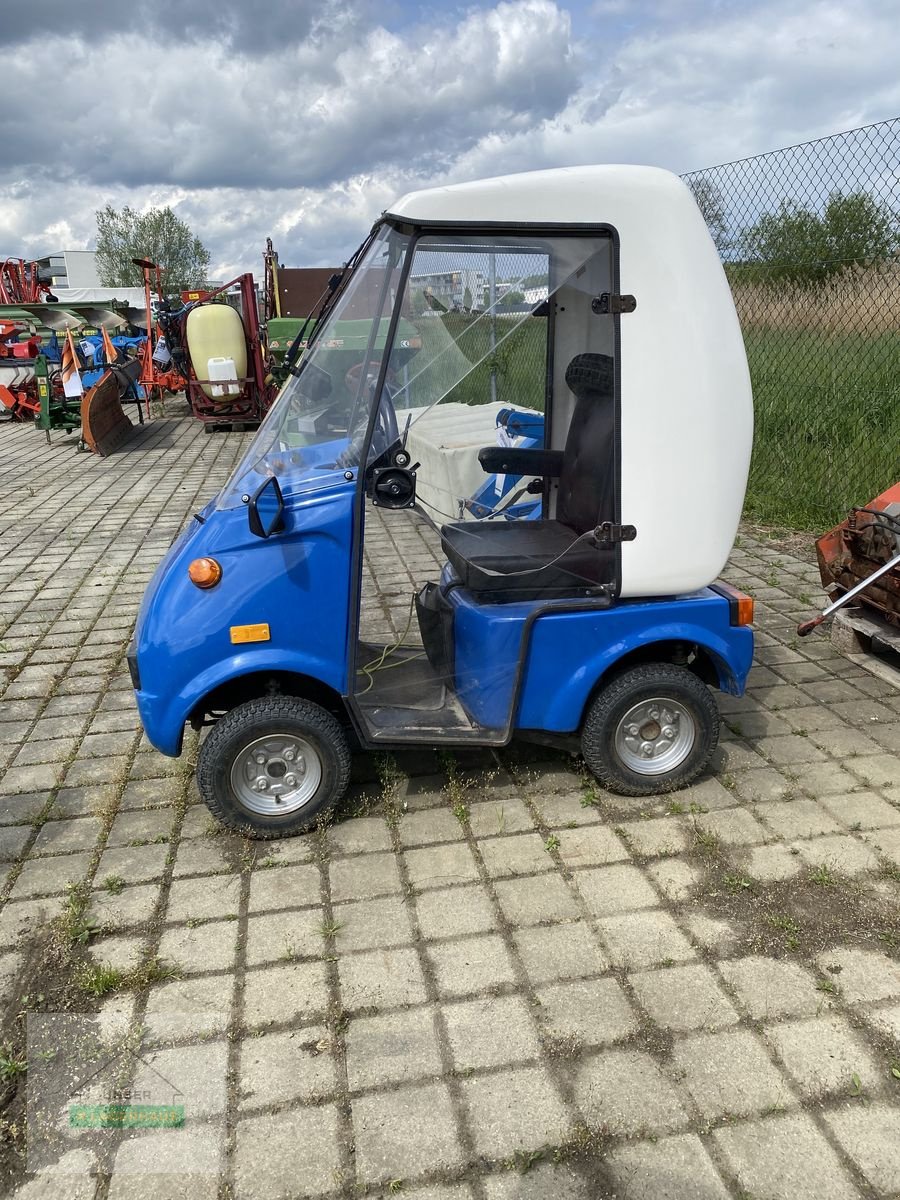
581;663;719;796
197;696;351;838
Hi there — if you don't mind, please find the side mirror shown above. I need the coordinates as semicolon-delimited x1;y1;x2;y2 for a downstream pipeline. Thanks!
248;476;285;538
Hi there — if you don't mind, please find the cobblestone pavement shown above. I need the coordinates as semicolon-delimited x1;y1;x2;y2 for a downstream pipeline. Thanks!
1;412;899;1199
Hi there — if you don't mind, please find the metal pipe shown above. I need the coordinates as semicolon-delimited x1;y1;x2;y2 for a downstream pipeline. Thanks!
797;548;900;636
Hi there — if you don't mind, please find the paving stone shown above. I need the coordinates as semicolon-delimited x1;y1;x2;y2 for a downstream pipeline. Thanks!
553;824;630;867
645;857;700;901
119;777;180;812
428;933;516;998
107;1168;220;1199
0;895;64;945
90;882;161;931
694;807;767;845
483;1164;586;1199
398;808;463;846
338;945;429;1009
864;826;900;867
630;963;739;1032
536;976;637;1048
325;815;393;855
142;975;231;1042
672;1028;796;1118
166;875;242;923
31;816;102;855
353;1081;463;1183
243;961;329;1027
713;1113;859;1200
467;797;534;837
444;994;541;1070
597;909;695;969
719;956;823;1019
96;843;170;887
329;850;403;901
815;945;900;1003
605;1133;731;1200
0;792;47;825
414;884;496;940
171;839;234;877
493;873;579;927
235;1105;342;1196
617;816;689;858
157;920;239;976
462;1065;571;1157
679;777;740;811
534;792;604;828
729;767;800;803
404;842;479;890
755;798;841;839
346;1005;442;1089
846;753;900;789
574;1049;688;1134
247;862;320;912
105;808;173;847
132;1039;228;1119
572;863;659;916
333;894;416;950
793;834;879;875
245;908;323;965
859;1000;900;1043
742;843;803;882
824;1102;900;1194
87;933;144;973
478;832;555;878
820;790;900;830
766;1014;882;1099
239;1025;336;1110
514;921;607;985
10;850;91;897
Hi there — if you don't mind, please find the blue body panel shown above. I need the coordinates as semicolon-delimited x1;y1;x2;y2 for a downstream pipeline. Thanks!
133;474;753;756
133;477;355;755
447;573;753;732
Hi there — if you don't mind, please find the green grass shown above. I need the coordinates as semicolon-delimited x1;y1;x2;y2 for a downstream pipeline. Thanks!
743;327;900;528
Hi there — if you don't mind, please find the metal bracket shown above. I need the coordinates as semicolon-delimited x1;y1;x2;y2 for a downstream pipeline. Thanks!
594;522;637;544
592;293;637;315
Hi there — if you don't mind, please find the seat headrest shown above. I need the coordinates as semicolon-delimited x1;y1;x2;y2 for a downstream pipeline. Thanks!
565;353;614;402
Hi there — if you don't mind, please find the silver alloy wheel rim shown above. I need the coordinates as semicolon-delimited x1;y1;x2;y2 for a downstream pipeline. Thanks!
614;697;696;776
230;734;322;815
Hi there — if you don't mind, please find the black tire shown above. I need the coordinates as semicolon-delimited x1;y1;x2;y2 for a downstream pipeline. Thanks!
581;663;719;796
197;696;351;838
565;352;614;398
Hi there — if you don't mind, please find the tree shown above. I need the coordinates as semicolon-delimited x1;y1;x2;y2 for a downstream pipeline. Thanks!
95;205;211;293
687;177;730;253
499;290;525;307
742;190;898;286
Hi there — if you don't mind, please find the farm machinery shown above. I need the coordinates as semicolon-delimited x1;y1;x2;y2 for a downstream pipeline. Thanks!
798;484;900;656
134;257;275;428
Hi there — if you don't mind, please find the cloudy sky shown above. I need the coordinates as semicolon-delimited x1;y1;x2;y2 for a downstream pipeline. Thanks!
1;0;898;277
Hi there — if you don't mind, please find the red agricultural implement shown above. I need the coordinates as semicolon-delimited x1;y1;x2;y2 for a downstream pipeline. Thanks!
0;259;54;305
798;484;900;638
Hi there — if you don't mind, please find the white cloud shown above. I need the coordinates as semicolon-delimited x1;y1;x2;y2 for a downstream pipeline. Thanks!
0;0;897;276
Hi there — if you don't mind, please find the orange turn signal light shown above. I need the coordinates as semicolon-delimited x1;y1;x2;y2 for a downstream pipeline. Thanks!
714;581;754;626
188;557;222;589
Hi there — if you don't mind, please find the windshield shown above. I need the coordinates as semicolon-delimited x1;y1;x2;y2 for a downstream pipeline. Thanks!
218;224;411;506
219;224;610;508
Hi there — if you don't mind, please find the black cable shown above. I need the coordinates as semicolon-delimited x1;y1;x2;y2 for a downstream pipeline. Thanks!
853;508;900;535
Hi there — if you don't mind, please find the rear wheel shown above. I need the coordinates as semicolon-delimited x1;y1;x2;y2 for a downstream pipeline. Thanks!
581;663;719;796
197;696;351;838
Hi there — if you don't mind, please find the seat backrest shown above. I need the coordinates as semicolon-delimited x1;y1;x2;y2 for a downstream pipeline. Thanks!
556;353;616;533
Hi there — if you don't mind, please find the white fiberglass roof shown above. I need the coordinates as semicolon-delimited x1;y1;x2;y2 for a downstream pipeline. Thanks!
386;164;688;227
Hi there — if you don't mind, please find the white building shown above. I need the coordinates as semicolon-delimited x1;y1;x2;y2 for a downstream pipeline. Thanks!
36;250;101;289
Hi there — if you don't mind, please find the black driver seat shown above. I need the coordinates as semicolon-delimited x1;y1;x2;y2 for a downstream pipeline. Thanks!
440;353;617;601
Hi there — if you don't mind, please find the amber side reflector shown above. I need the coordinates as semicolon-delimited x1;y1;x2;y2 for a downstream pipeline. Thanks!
230;623;270;644
712;581;754;626
188;557;222;589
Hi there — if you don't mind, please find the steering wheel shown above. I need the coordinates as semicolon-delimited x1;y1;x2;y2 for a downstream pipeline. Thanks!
336;365;400;468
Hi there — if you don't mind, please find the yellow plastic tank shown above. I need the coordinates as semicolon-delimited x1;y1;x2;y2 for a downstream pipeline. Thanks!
185;304;248;400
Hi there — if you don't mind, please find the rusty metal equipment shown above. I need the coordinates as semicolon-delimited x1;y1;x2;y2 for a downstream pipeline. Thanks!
0;259;54;305
80;369;135;455
798;483;900;636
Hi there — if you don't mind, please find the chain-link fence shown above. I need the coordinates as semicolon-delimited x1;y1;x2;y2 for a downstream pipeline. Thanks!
682;118;900;530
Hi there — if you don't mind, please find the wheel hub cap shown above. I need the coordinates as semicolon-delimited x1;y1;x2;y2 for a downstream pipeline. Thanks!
231;734;322;815
614;698;696;775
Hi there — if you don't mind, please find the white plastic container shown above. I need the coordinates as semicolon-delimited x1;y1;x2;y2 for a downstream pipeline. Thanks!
207;356;241;398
